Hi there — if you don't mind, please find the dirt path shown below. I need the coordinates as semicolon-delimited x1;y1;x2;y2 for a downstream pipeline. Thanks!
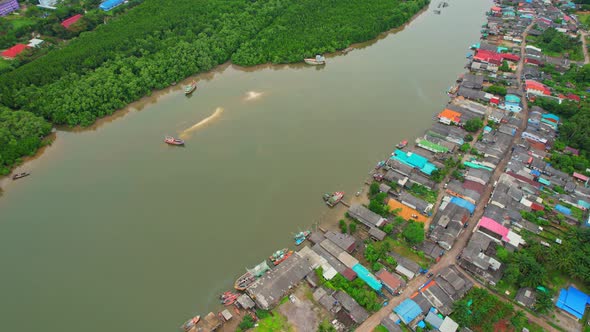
581;30;589;64
355;21;541;332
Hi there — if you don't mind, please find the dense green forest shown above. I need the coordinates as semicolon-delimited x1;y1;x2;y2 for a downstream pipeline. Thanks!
0;107;52;175
0;0;428;173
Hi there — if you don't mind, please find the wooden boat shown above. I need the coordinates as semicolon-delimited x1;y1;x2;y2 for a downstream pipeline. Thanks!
396;140;408;149
272;250;293;266
375;160;386;170
12;172;30;180
304;54;326;65
164;136;185;146
294;230;311;246
184;80;197;95
234;260;270;291
323;191;344;207
181;315;200;331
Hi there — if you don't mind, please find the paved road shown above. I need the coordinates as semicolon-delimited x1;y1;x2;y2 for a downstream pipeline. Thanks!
355;22;541;332
581;30;589;65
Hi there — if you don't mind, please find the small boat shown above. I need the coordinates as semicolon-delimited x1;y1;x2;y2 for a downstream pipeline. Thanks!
294;230;311;246
12;172;30;180
375;160;386;170
234;260;270;291
164;136;185;146
184;80;197;95
396;140;408;149
355;188;363;197
269;248;293;266
181;315;200;331
323;191;344;207
304;54;326;65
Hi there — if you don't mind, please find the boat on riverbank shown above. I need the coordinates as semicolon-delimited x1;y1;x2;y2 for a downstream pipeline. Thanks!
269;248;293;266
396;140;408;149
294;230;311;246
180;315;200;331
234;260;270;291
304;54;326;65
184;81;197;95
323;191;344;207
12;172;30;180
164;136;185;146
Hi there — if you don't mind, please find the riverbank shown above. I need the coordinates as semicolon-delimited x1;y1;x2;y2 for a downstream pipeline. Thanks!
0;1;433;188
0;0;492;330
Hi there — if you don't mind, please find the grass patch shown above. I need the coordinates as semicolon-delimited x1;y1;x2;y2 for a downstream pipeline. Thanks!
385;237;432;268
5;17;37;29
407;183;437;204
0;59;11;71
375;325;389;332
253;311;293;332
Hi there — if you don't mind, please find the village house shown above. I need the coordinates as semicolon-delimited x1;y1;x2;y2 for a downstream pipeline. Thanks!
0;0;19;16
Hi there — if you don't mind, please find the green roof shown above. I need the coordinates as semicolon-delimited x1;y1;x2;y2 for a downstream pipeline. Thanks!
418;139;449;153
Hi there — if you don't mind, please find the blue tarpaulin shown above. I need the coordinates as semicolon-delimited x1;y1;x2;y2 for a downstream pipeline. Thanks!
530;169;541;177
555;204;572;216
556;286;590;319
450;196;476;214
352;264;382;292
394;299;422;324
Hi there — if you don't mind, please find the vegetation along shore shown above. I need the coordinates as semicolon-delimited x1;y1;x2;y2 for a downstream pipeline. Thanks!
0;0;429;176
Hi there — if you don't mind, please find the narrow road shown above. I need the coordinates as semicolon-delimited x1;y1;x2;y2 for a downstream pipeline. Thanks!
581;30;589;65
355;22;538;332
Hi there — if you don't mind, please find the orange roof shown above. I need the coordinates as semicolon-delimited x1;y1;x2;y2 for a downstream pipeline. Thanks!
387;199;428;223
438;109;462;122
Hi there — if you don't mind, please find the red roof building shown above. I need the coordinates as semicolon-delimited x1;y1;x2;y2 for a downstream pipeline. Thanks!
376;269;403;294
474;49;503;65
565;146;580;156
566;93;581;102
573;172;589;182
525;80;551;96
341;268;357;281
1;44;29;59
502;53;520;62
61;14;83;29
525;58;542;66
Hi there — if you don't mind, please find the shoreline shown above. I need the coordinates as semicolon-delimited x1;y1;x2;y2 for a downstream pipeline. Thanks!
0;3;431;188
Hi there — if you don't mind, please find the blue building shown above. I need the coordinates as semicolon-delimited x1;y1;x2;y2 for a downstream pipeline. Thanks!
556;286;590;319
99;0;124;11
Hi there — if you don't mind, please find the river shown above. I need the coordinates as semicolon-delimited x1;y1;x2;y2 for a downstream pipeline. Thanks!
0;1;489;331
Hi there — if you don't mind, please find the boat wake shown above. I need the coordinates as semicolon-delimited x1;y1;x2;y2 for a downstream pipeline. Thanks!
244;91;263;101
180;107;224;139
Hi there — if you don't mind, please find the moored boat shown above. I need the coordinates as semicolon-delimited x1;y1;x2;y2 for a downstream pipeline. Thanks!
323;191;344;207
396;140;408;149
181;315;200;331
234;260;270;291
375;160;386;170
294;230;311;246
270;248;293;266
12;172;30;180
164;136;185;146
304;54;326;65
184;80;197;95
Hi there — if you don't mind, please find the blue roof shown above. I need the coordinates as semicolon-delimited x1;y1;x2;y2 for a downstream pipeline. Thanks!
542;113;560;122
530;169;541;177
352;264;382;292
394;299;422;324
99;0;124;11
556;286;590;319
450;197;476;214
555;204;572;216
391;150;438;175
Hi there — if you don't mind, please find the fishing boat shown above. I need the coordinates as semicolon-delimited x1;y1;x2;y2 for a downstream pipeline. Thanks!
294;230;311;246
164;136;185;146
323;191;344;207
304;54;326;65
396;140;408;149
234;260;270;291
184;80;197;95
269;248;293;266
375;160;386;170
12;172;30;180
180;315;200;331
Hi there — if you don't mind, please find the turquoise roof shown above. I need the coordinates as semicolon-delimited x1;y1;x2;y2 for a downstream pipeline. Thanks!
352;264;382;292
505;94;521;103
578;200;590;209
542;113;560;122
538;177;551;186
392;149;438;175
